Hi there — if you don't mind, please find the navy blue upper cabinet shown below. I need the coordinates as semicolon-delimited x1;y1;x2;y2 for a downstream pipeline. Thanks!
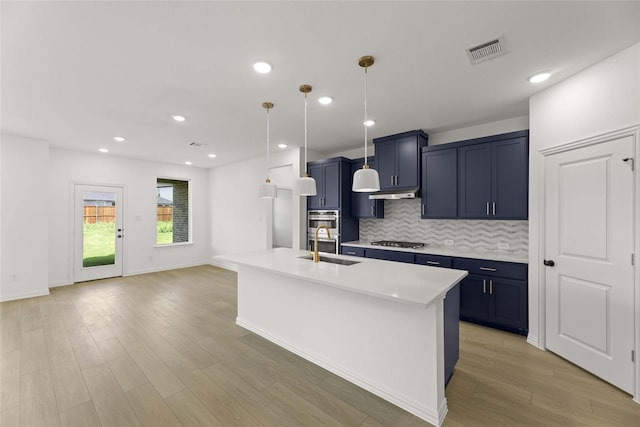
306;157;351;210
421;147;458;219
373;130;428;190
458;131;529;219
307;163;325;210
493;137;529;219
350;158;384;219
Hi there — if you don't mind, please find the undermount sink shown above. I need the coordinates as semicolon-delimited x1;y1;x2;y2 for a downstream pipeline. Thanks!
299;255;361;266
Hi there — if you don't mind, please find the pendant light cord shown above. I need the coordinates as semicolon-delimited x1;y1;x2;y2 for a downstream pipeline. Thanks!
304;92;308;174
266;107;270;179
364;66;369;166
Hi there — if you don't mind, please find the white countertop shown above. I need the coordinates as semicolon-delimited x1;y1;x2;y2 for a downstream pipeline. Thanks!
218;248;468;307
342;241;529;264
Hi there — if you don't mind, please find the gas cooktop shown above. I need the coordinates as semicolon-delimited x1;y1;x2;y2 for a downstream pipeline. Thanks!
371;240;425;249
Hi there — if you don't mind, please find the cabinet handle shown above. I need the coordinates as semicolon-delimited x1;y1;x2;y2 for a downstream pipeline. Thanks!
490;280;493;295
371;205;375;216
483;279;486;294
426;261;440;265
492;202;496;216
486;202;490;216
395;175;398;186
422;204;425;215
391;176;394;186
347;251;357;255
479;267;497;272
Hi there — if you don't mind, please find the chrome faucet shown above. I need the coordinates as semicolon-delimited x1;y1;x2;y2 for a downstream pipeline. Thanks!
313;225;331;263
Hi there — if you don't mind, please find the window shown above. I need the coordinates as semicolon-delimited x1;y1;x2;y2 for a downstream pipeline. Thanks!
156;178;190;245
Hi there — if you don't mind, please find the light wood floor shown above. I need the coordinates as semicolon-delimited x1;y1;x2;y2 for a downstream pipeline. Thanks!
1;265;639;427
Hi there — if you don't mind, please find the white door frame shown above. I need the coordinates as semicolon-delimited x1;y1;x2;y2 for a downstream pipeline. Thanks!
538;125;639;402
70;182;127;283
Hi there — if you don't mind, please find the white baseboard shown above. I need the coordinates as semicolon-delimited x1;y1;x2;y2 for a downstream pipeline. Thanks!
49;280;73;288
236;317;443;427
0;289;50;302
526;334;543;349
125;260;210;277
210;256;238;272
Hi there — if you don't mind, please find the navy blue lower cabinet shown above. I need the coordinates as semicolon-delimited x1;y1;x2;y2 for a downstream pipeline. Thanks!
364;248;415;264
415;254;453;268
455;257;528;335
342;246;365;257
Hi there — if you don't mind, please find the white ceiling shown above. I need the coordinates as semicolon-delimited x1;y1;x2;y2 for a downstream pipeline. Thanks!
2;1;639;167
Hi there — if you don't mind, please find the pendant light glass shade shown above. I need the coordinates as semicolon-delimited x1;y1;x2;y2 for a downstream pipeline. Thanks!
259;102;277;199
294;84;317;196
294;175;317;195
353;55;381;192
352;165;380;192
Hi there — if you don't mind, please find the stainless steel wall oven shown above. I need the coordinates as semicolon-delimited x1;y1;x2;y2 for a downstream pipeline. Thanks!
307;210;339;254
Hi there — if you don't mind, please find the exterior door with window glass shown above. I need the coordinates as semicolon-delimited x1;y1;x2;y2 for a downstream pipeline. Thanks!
74;185;124;282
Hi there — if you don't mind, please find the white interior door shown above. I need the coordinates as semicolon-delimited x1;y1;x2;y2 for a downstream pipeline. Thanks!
544;134;635;393
74;184;124;282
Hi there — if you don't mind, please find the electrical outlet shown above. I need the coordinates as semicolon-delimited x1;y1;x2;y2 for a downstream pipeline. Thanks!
444;239;454;246
9;274;18;282
498;242;510;250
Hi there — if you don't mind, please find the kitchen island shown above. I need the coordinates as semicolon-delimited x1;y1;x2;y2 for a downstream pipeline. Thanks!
218;248;467;426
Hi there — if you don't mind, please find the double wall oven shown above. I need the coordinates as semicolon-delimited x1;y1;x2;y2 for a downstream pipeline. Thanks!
308;210;339;254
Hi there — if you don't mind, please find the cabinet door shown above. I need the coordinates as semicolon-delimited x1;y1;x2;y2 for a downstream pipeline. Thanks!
487;278;528;331
459;275;488;321
350;159;384;218
421;148;457;218
322;162;340;209
365;248;414;264
458;143;492;218
376;141;397;190
396;136;420;188
307;163;324;209
493;137;528;219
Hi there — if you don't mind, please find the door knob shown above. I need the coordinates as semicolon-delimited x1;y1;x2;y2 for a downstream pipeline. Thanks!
117;235;122;238
543;259;555;267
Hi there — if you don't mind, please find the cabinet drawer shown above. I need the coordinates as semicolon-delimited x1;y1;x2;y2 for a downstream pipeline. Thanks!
365;248;415;264
453;258;527;280
342;246;365;257
415;254;453;268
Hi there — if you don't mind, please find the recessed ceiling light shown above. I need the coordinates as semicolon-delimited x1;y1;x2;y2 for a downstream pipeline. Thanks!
253;61;272;74
99;148;109;153
208;153;217;158
364;120;376;127
184;161;192;165
318;97;333;105
278;143;287;149
113;136;125;142
172;115;186;122
529;72;551;83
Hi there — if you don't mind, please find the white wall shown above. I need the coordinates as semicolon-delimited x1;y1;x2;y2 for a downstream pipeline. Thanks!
528;43;640;347
328;116;530;160
209;148;307;260
428;115;529;146
1;135;50;301
48;148;210;286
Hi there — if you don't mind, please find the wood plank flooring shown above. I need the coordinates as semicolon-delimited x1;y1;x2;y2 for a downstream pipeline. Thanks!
1;265;639;426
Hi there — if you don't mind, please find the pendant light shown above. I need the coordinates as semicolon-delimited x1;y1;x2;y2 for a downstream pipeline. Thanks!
293;84;317;196
352;55;380;192
258;102;278;198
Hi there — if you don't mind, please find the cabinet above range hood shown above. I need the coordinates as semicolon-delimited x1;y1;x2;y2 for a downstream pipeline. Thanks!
368;188;419;200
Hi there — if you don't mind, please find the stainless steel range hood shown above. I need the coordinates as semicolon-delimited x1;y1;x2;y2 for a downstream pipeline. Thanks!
368;188;419;200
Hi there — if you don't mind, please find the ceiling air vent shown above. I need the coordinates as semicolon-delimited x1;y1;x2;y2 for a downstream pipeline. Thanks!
466;36;506;65
188;142;203;147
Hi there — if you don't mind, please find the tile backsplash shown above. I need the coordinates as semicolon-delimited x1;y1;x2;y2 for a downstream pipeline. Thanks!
359;199;528;253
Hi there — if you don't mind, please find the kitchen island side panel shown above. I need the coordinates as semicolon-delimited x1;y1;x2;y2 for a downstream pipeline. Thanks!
236;264;447;426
